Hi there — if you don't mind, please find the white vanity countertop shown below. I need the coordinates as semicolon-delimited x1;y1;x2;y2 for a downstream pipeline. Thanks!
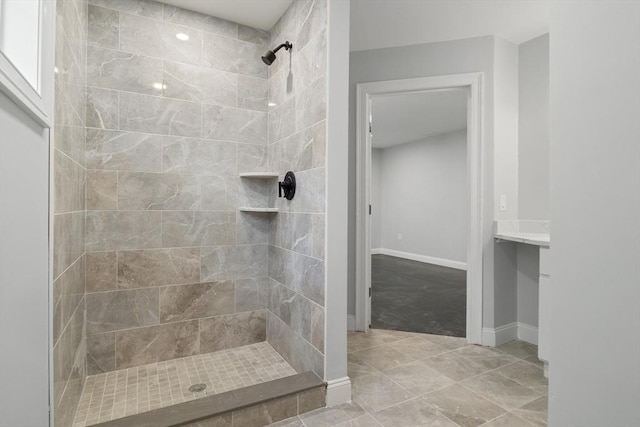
494;220;550;246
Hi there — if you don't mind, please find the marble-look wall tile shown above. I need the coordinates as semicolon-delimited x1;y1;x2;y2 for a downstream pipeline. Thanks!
235;277;269;312
238;25;268;46
53;0;87;420
161;211;236;247
292;29;327;92
310;120;326;168
297;0;327;51
200;176;271;211
312;215;325;259
115;320;199;369
296;76;326;131
276;167;325;213
199;310;266;352
163;61;237;106
265;279;323;353
281;131;313;172
118;171;201;210
237;211;271;245
202;32;267;78
119;91;202;137
52;295;82;406
238;75;268;112
201;244;268;281
237;144;268;174
160;281;235;323
162;4;238;38
55;88;86;164
86;288;159;333
86;87;119;130
88;5;118;48
119;13;203;65
269;98;296;143
86;251;117;292
88;0;163;19
118;247;200;288
87;332;115;374
54;149;85;214
86;169;117;210
53;211;85;278
53;300;86;425
53;255;85;345
270;213;313;256
202;105;267;144
86;129;163;172
86;211;162;251
268;246;324;306
163;137;237;176
267;312;323;377
87;45;163;95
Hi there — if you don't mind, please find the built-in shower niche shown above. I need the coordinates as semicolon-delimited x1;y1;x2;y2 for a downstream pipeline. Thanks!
69;0;329;424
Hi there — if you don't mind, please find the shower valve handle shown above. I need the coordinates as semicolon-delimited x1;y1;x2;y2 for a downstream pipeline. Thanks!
278;171;296;200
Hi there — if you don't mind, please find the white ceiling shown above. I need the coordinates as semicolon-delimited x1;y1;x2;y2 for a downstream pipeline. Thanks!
371;89;467;149
157;0;293;31
350;0;550;52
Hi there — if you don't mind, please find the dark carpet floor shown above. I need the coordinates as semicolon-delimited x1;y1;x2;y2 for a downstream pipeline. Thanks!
371;254;466;337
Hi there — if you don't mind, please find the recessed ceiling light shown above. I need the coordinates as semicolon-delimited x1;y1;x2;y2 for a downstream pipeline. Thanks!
176;33;189;41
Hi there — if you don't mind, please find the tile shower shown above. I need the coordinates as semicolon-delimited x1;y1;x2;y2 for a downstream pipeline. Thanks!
52;0;328;425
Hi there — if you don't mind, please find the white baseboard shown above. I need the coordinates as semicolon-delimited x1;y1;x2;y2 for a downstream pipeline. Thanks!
483;322;539;346
325;377;351;406
517;322;539;345
347;314;356;331
371;248;466;271
483;322;518;346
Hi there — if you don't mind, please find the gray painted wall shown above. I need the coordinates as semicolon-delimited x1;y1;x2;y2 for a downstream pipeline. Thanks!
0;93;51;427
349;35;521;333
549;1;640;424
373;130;467;263
518;34;549;220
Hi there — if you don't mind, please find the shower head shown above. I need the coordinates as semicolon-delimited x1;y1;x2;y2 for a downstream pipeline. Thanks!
261;41;292;66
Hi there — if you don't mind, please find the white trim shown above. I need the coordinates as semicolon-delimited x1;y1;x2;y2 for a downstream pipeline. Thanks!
324;0;350;385
355;73;484;345
482;322;539;346
517;322;539;345
482;322;518;346
347;314;356;331
0;0;55;127
371;248;467;270
325;377;352;407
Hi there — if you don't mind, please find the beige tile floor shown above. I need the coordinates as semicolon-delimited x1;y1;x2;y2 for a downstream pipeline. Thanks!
74;342;297;426
271;329;548;427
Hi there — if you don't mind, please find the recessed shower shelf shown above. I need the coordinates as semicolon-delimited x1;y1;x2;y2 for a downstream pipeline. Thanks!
239;207;279;213
239;172;280;179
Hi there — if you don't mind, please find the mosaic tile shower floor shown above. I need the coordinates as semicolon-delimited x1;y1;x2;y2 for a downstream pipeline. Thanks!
73;342;297;426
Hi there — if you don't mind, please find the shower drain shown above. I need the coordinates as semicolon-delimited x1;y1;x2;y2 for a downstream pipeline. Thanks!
188;383;207;393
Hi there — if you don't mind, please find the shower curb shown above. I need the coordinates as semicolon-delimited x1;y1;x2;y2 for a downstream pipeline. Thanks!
90;371;326;427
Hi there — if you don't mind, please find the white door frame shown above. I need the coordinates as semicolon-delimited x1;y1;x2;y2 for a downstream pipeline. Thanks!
355;73;484;344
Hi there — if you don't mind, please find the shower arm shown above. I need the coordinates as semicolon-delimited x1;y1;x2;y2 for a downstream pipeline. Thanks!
272;42;292;54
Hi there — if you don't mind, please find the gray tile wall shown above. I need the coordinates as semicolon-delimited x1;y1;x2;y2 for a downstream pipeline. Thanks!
53;0;88;425
265;0;328;379
84;0;272;374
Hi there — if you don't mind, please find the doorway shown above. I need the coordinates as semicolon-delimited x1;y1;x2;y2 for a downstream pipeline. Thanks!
355;74;484;344
369;88;468;335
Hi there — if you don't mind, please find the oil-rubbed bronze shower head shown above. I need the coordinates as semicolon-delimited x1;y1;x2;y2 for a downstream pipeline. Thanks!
261;41;292;65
